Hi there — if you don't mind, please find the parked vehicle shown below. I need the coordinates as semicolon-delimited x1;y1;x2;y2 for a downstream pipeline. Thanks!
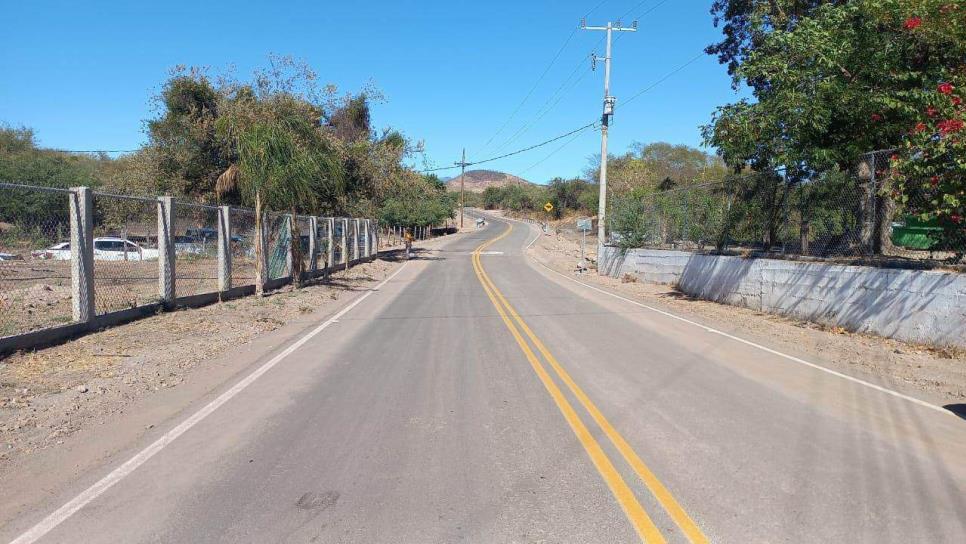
0;252;22;261
31;242;71;260
185;227;217;242
174;235;205;255
32;238;159;261
93;238;159;261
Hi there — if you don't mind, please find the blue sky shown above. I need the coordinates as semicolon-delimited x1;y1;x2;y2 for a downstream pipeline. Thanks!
0;0;744;183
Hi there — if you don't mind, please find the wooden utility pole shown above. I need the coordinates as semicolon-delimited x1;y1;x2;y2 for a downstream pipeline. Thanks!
455;148;468;229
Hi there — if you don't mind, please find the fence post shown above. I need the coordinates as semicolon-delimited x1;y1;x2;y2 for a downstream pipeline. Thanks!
326;218;335;272
255;211;269;293
157;196;176;306
285;214;294;277
363;219;372;259
342;218;349;270
218;205;232;293
308;216;318;276
353;218;361;262
69;186;95;322
373;220;379;255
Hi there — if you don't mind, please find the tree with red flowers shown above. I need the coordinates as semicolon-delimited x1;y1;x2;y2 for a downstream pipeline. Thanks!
704;0;966;255
891;76;966;253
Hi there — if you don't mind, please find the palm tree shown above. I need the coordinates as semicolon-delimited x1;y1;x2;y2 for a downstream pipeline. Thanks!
216;119;342;292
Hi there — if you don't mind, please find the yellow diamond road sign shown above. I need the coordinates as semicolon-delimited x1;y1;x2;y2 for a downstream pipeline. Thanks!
544;202;554;213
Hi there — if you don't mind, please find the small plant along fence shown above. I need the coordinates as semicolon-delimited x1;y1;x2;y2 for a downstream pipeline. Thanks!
0;182;397;353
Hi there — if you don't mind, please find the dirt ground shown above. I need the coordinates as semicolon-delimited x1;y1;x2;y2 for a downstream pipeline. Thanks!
520;217;966;406
0;246;414;467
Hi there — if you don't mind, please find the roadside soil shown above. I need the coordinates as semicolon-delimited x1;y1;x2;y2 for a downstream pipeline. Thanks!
0;237;426;471
511;213;966;407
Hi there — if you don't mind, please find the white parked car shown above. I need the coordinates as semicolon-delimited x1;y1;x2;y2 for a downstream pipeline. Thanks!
32;238;160;261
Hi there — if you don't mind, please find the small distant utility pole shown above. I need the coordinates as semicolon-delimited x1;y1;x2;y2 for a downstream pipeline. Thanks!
581;18;636;263
455;148;469;228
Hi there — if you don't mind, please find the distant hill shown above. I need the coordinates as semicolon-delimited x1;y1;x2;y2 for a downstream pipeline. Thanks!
444;170;534;193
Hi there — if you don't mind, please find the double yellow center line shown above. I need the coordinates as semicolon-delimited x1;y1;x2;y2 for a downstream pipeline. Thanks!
471;223;708;544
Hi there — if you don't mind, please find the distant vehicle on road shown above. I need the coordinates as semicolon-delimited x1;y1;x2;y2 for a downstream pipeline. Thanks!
32;238;160;261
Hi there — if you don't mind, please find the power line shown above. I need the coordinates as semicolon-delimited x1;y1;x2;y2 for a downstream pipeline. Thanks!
613;0;670;45
474;26;581;157
473;2;613;158
419;122;598;173
490;1;671;156
620;52;704;107
420;51;705;175
519;124;591;175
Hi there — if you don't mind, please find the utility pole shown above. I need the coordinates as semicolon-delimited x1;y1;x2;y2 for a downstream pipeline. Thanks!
455;148;469;229
582;19;636;269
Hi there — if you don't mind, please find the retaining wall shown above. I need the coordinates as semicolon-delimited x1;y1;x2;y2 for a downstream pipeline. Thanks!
598;245;966;348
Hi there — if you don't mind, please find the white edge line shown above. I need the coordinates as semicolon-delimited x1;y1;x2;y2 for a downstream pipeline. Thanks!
493;212;953;418
10;261;412;544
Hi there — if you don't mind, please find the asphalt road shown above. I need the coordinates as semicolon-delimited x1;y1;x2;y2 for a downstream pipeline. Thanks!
4;213;966;543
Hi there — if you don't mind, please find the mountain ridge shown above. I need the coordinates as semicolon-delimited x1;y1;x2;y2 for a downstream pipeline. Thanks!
444;170;534;193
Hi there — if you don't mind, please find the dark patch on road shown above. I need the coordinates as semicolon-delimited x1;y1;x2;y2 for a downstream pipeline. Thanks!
296;491;340;511
943;403;966;420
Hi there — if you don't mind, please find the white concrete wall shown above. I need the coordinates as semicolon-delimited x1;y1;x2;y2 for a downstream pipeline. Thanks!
599;245;966;348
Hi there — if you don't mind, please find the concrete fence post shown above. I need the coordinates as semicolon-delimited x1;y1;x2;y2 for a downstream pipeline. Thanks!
363;219;371;259
352;218;359;261
217;205;232;293
373;220;379;255
308;216;318;276
342;218;349;270
326;218;335;271
69;186;95;322
285;214;294;277
157;196;176;306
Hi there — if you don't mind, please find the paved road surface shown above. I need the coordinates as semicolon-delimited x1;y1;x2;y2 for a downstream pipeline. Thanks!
4;214;966;543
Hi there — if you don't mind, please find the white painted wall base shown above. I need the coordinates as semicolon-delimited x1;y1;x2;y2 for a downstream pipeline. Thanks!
599;245;966;348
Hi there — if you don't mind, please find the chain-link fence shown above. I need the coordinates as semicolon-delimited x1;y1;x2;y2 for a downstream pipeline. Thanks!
173;201;220;298
92;192;161;315
231;208;258;288
609;152;966;264
1;182;380;349
0;183;73;337
316;218;331;271
332;218;346;265
265;213;290;280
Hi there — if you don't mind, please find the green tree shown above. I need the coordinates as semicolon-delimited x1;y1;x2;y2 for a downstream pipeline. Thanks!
704;0;966;254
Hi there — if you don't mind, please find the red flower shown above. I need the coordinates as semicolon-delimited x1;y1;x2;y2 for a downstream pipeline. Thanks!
952;214;963;224
953;96;963;106
903;17;922;30
930;176;940;187
890;154;899;162
871;113;882;122
913;122;928;133
938;82;954;95
927;106;939;117
938;119;965;134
